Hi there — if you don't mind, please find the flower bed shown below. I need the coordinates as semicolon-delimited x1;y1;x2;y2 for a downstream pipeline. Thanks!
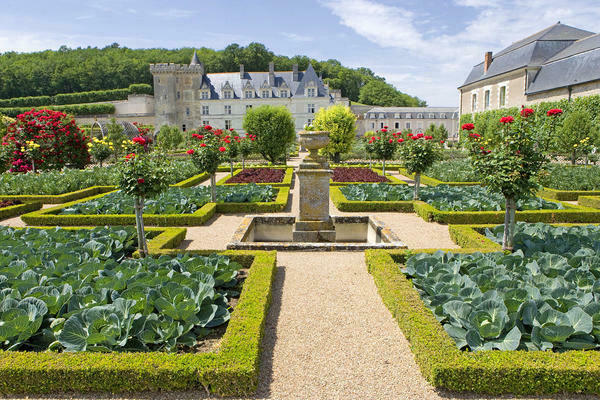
332;167;390;183
0;199;21;208
217;167;294;187
0;226;277;396
225;168;284;184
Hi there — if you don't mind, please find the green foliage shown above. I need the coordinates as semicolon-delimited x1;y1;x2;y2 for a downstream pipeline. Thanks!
341;184;562;211
188;127;228;174
554;110;600;164
426;159;481;182
242;105;295;163
397;134;441;175
0;226;239;352
540;164;600;191
0;160;199;196
312;105;357;161
404;245;600;352
117;151;170;199
358;79;425;107
87;137;113;166
0;104;115;118
156;125;184;151
62;184;276;215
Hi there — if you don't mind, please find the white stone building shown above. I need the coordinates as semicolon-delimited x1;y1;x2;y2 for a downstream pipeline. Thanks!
356;107;459;139
149;52;348;133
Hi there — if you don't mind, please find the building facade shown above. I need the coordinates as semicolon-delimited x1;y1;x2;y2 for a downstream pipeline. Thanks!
458;23;600;115
149;52;348;133
356;106;459;139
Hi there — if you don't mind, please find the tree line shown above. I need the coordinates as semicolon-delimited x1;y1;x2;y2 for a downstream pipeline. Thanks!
0;42;425;107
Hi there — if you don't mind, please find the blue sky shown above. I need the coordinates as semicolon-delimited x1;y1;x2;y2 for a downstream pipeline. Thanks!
1;0;599;106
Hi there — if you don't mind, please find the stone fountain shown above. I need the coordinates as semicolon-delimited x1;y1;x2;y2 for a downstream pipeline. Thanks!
292;131;336;242
227;130;406;251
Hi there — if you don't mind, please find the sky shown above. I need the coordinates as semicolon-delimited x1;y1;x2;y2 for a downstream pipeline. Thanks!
1;0;600;106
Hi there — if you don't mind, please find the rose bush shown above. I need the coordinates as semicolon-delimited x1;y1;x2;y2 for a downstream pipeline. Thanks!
188;125;229;201
397;132;441;199
4;108;89;171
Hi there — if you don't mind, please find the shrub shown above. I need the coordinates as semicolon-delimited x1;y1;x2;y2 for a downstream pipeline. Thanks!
312;105;357;162
128;83;153;95
397;132;441;199
188;126;229;201
0;104;115;117
156;125;184;151
554;109;600;164
5;109;90;171
242;105;295;164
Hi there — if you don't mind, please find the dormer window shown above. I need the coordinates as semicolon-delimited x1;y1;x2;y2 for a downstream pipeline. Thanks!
406;113;411;118
280;90;288;98
379;113;385;118
307;88;316;97
370;113;376;119
223;90;233;99
440;114;446;119
429;113;435;119
394;113;400;118
201;90;209;100
417;113;423;119
262;90;270;98
245;90;253;99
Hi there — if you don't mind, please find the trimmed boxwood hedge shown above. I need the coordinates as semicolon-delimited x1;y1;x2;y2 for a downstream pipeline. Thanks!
21;186;289;226
216;167;294;187
579;195;600;209
0;201;42;221
540;187;600;201
366;248;600;395
329;168;406;186
330;186;413;212
398;167;480;186
0;226;277;396
0;103;116;117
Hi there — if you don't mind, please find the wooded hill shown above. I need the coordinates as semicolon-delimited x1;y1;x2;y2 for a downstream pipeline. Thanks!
0;42;425;107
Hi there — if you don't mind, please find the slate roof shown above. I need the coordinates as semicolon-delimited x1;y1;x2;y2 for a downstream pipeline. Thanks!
526;34;600;94
366;107;458;119
197;63;329;100
459;23;595;89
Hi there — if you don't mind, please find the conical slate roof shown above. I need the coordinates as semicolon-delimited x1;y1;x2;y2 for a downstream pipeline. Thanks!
190;50;201;66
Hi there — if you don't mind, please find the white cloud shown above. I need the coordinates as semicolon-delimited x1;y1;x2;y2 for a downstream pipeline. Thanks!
322;0;600;105
151;9;196;18
282;32;314;42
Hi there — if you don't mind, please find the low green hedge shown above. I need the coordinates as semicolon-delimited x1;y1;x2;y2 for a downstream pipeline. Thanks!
216;163;286;172
0;201;42;221
170;172;210;188
330;168;406;186
413;198;600;224
0;226;277;396
21;187;289;226
330;186;413;212
0;186;115;204
0;103;116;117
540;187;600;201
216;167;294;187
579;195;600;208
447;224;502;250
398;167;480;186
366;249;600;395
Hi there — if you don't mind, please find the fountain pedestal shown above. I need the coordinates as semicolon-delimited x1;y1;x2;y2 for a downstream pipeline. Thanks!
293;131;336;242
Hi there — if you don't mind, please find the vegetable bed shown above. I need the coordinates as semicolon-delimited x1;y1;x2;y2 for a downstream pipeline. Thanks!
540;164;600;191
332;167;390;183
0;159;199;196
341;184;562;211
0;226;242;352
404;222;600;352
225;168;284;184
61;184;276;215
425;159;480;182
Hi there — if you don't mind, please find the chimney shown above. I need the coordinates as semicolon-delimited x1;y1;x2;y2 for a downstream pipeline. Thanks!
240;64;245;79
292;64;299;81
484;51;493;74
268;62;275;86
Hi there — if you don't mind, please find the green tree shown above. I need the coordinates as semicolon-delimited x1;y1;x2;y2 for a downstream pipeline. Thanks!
106;118;127;159
156;125;184;151
397;133;441;199
242;105;295;164
358;80;425;107
312;105;357;162
554;109;600;164
436;125;449;141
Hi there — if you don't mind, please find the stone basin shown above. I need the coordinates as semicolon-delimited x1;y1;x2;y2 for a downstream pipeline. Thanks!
227;215;407;251
298;130;330;151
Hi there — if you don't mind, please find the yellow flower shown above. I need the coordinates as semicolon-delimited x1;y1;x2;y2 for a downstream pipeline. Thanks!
20;147;25;152
574;144;578;147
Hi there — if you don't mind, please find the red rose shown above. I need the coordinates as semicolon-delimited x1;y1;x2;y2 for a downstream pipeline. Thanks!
500;116;515;124
200;143;206;147
547;108;563;117
520;108;534;118
389;139;393;143
137;178;145;184
218;146;226;152
398;138;404;143
187;149;195;155
461;123;475;131
204;125;212;130
132;136;146;145
381;128;388;133
383;126;388;129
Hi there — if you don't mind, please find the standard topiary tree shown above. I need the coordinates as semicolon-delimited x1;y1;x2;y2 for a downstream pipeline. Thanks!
465;108;558;250
366;127;399;175
397;132;441;200
554;109;600;165
312;105;357;162
188;126;228;202
242;105;295;164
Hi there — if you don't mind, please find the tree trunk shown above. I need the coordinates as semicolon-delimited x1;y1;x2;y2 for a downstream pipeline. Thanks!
134;196;148;257
369;156;372;169
242;156;245;170
210;173;217;202
502;196;517;251
333;152;341;163
230;160;234;177
382;159;386;176
572;151;576;165
31;160;36;173
585;154;589;166
413;172;421;200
